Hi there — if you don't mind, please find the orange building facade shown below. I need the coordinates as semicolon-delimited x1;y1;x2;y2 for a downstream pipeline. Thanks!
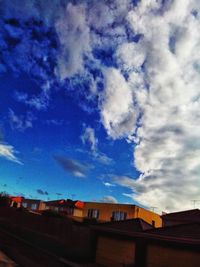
74;202;162;227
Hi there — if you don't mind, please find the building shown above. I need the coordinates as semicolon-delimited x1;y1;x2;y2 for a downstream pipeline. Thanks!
161;209;200;227
45;199;67;212
74;202;162;227
21;198;46;211
9;196;23;208
9;197;161;227
45;199;84;216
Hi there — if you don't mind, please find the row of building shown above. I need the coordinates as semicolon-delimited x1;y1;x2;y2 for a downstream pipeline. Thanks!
9;196;200;267
10;196;162;227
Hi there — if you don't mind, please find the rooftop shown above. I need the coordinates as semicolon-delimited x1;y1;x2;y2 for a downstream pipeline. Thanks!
96;218;153;232
146;222;200;240
161;209;200;221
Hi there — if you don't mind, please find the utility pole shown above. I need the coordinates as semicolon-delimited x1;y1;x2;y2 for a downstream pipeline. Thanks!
191;200;200;209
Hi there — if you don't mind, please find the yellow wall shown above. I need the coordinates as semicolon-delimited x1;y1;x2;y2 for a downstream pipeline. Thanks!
83;202;135;221
81;202;162;227
147;244;200;267
38;202;46;211
73;208;83;217
135;206;162;227
96;236;136;267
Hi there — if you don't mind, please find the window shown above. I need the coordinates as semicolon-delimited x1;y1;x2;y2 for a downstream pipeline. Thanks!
152;220;155;227
31;203;37;210
111;211;127;221
22;202;28;208
87;209;99;219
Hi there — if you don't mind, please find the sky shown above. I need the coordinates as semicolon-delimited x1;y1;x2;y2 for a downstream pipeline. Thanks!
0;0;200;213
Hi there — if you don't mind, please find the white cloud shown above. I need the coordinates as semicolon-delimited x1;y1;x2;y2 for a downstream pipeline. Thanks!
100;68;138;139
81;125;113;165
116;42;146;71
103;182;116;187
0;143;22;164
101;195;118;204
81;126;98;152
106;0;200;212
55;3;90;79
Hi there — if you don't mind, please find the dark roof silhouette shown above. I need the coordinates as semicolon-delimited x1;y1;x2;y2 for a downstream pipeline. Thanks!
95;218;153;232
45;199;79;208
146;222;200;240
162;209;200;221
22;198;42;203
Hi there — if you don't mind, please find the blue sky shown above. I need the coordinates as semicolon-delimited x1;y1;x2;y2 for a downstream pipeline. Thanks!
0;69;139;202
1;0;200;212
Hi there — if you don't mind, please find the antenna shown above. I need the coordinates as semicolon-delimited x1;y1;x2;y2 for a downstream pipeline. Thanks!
191;200;200;209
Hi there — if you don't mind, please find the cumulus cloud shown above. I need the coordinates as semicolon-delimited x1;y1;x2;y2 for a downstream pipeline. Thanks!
101;195;118;204
105;0;200;212
0;143;22;164
55;3;90;79
116;42;146;71
100;68;138;139
54;155;89;178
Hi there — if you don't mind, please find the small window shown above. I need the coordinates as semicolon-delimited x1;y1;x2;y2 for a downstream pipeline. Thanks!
87;209;99;219
31;203;37;210
22;202;28;208
152;220;155;227
112;211;127;221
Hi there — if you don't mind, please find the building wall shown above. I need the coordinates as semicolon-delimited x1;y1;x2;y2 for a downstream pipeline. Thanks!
81;202;162;227
96;236;136;267
146;244;200;267
82;202;135;221
38;202;46;211
10;201;21;208
136;207;162;227
22;200;45;211
73;208;83;217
